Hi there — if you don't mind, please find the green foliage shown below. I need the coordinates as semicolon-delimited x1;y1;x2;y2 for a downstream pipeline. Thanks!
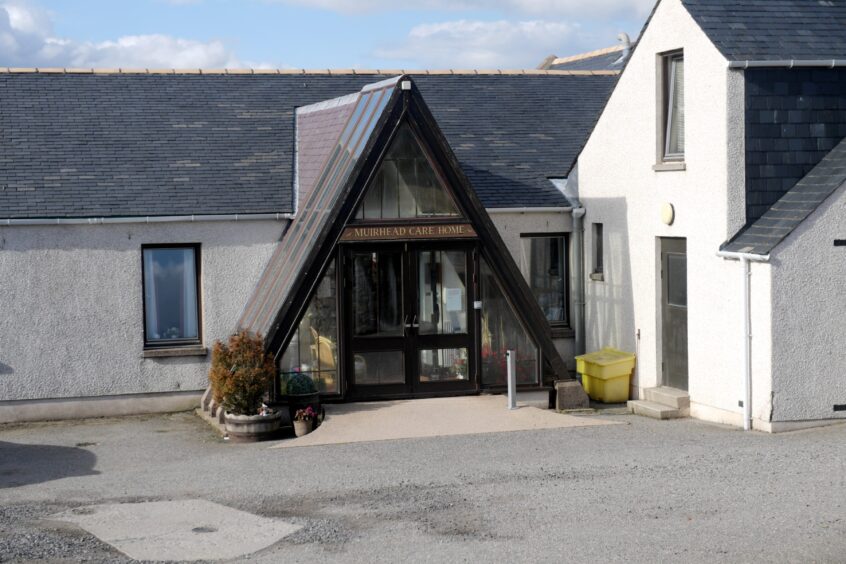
208;330;275;416
286;372;318;396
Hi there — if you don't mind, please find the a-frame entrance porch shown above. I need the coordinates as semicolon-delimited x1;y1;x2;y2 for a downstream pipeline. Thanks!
237;75;578;404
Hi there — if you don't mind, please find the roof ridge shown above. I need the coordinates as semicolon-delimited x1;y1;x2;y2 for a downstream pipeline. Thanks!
0;67;619;76
551;45;624;66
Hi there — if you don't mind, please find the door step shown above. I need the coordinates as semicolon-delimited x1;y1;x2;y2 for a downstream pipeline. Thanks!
628;386;689;420
644;386;690;411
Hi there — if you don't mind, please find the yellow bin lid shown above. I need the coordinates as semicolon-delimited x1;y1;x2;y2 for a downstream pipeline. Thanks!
575;347;635;365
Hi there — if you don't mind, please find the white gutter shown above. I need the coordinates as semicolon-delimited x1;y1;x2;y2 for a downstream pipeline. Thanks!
716;250;771;431
1;212;293;226
486;207;572;214
728;59;846;69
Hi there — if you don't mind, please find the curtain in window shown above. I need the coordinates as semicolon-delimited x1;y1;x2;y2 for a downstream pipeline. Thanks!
143;248;199;342
666;57;685;156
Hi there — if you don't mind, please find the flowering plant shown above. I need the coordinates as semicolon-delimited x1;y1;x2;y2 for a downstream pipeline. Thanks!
293;406;316;422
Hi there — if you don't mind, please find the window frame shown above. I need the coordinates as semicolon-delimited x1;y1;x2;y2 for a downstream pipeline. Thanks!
520;232;570;329
141;243;203;349
591;223;605;281
656;49;685;167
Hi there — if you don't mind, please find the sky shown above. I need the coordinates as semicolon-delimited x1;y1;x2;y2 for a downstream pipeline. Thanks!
0;0;655;70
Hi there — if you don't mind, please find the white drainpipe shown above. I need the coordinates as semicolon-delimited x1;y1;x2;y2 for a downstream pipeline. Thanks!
716;250;771;430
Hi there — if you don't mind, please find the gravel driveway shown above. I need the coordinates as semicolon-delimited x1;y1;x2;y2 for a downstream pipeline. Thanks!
1;411;845;563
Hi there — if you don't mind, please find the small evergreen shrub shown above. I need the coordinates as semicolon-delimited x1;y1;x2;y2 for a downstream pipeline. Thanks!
286;372;318;396
208;330;275;416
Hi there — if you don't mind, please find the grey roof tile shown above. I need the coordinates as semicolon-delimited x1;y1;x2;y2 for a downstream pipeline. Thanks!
683;0;846;61
0;73;616;218
723;135;846;254
549;51;626;71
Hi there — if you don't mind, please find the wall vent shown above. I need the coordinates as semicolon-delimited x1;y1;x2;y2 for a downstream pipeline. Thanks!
833;404;846;412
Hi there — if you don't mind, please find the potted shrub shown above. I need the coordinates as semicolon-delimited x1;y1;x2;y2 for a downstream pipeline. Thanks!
283;372;323;429
209;330;281;442
292;406;316;437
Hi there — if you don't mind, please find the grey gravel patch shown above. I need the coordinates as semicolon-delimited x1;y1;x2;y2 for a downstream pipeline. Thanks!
283;517;355;546
0;502;130;564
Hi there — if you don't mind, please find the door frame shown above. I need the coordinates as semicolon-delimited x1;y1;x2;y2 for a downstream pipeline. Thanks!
659;237;688;390
341;239;479;400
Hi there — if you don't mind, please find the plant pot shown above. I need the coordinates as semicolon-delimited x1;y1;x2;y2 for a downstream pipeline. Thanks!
293;419;312;437
285;392;322;429
224;410;282;443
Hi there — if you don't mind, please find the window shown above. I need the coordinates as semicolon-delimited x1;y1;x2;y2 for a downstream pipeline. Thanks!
142;245;200;347
279;259;340;394
521;235;568;326
480;258;539;386
591;223;604;281
355;123;460;220
660;51;685;162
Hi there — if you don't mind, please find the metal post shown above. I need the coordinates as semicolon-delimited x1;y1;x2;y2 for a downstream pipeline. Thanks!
507;350;517;410
742;257;752;431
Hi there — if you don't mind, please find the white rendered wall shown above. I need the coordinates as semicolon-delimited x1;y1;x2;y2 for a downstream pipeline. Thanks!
769;184;846;422
576;0;766;420
0;221;284;402
489;211;576;370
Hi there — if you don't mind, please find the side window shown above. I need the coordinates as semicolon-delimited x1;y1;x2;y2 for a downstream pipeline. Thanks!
591;223;604;281
142;245;201;347
659;50;685;163
521;234;568;326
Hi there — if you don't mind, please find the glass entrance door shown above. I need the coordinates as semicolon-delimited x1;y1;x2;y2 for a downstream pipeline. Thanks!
344;242;477;399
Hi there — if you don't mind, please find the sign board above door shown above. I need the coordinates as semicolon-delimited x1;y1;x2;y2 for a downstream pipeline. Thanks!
341;223;477;242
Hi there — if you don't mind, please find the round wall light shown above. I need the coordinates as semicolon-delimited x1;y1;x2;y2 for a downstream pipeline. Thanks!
661;202;675;225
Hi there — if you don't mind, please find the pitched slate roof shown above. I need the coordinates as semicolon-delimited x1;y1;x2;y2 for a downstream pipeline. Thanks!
0;70;616;220
682;0;846;62
722;136;846;254
549;46;627;71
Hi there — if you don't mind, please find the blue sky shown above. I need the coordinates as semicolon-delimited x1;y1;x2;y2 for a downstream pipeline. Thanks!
1;0;654;69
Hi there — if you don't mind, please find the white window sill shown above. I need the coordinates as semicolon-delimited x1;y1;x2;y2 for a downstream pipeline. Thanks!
143;345;208;358
653;161;686;172
589;272;605;282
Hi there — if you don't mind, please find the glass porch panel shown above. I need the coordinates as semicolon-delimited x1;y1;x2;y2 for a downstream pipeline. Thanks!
351;251;403;336
353;123;460;220
418;250;467;335
278;260;340;394
480;258;539;386
419;348;469;382
354;351;405;385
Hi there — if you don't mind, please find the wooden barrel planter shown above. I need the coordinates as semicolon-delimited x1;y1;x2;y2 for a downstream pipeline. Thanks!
224;411;283;442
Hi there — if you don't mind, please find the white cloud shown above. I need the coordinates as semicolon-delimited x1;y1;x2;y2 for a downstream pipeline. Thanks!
375;19;598;69
274;0;655;19
0;0;251;68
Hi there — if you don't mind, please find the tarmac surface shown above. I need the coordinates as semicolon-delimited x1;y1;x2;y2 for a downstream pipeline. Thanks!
1;410;845;563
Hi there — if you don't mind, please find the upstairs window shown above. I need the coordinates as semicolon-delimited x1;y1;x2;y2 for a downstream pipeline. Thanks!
142;245;201;347
661;51;685;161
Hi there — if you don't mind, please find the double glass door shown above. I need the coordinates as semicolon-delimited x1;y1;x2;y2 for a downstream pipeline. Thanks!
344;242;477;398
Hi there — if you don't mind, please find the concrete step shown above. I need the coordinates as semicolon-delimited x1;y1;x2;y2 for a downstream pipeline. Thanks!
644;386;690;410
517;390;551;409
627;400;683;420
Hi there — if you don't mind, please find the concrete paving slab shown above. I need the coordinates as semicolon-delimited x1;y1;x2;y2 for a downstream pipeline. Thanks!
272;395;619;449
51;499;300;561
